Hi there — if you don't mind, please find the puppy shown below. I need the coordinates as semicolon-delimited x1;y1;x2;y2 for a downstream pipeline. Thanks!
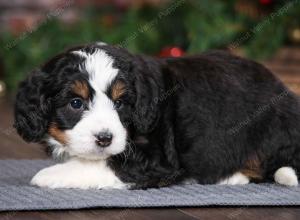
14;42;299;189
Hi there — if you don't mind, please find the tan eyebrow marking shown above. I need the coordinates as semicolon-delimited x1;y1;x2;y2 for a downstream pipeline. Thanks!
48;123;68;145
71;80;89;99
111;81;126;101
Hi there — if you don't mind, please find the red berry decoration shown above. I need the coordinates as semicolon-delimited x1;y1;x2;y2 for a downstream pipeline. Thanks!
259;0;272;5
159;46;184;57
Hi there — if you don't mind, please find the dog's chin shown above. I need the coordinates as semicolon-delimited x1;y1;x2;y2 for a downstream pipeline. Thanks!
67;145;126;161
72;153;111;161
67;149;114;161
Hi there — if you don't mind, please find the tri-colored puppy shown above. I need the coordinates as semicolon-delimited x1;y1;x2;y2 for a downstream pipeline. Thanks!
14;43;299;189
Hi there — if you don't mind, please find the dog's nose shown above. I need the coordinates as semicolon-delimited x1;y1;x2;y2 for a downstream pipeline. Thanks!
95;131;113;147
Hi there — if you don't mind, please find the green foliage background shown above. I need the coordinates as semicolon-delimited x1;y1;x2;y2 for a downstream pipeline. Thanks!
1;0;299;91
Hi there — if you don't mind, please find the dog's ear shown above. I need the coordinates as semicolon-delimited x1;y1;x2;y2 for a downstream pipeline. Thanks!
132;65;161;134
14;69;52;142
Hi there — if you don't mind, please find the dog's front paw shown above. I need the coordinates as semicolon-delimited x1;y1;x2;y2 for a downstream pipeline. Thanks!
31;159;127;189
31;164;79;189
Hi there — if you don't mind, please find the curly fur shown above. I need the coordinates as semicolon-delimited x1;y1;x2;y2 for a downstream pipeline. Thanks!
14;43;300;189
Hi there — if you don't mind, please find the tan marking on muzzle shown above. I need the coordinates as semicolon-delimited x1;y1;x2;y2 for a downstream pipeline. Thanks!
48;123;68;145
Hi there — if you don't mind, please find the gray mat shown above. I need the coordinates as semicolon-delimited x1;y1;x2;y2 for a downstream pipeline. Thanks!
0;160;300;211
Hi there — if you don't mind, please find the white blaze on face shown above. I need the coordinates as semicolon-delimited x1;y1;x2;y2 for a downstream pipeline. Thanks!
63;49;127;160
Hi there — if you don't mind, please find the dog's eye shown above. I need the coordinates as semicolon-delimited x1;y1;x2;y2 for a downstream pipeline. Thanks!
70;98;83;109
114;100;123;109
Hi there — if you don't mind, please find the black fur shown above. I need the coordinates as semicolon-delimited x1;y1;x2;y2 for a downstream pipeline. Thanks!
14;51;92;141
15;43;300;188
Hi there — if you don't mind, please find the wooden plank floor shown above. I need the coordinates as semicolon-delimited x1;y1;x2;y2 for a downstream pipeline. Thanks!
0;47;300;219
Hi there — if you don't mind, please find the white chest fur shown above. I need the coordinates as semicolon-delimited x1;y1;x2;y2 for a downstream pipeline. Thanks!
31;159;127;189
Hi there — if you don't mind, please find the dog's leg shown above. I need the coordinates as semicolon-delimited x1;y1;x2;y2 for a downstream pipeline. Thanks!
218;172;249;185
31;158;127;189
274;167;298;186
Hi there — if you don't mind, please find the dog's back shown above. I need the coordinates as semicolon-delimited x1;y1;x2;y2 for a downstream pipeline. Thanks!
163;50;300;185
